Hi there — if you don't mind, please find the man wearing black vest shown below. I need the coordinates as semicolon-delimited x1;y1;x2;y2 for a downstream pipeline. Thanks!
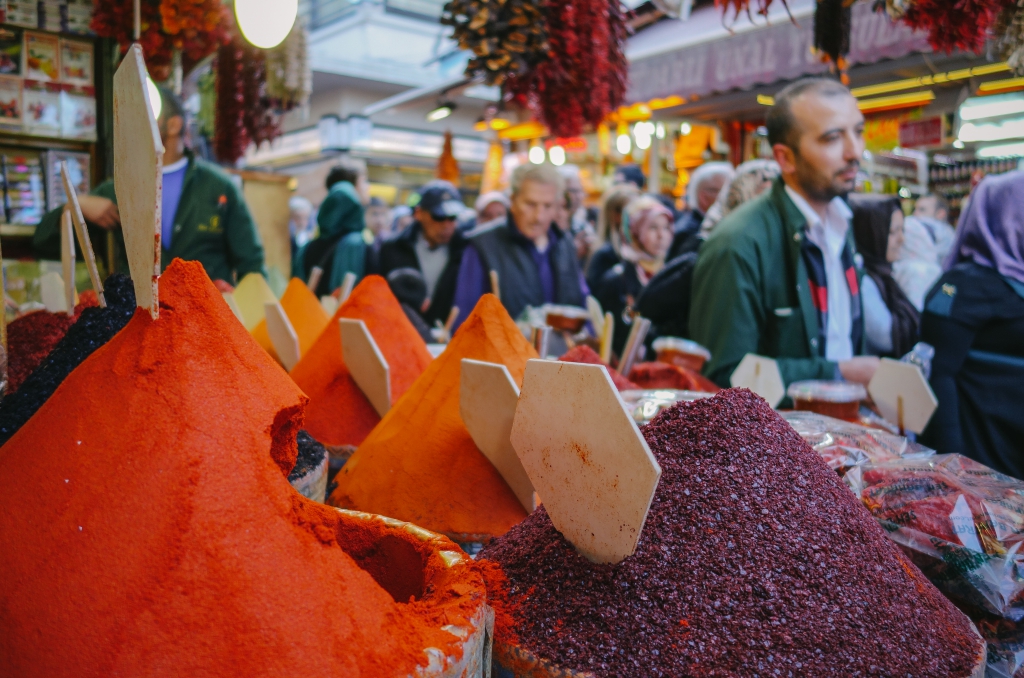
451;163;585;328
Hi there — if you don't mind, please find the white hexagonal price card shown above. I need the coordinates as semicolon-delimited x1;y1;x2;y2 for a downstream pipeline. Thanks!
868;357;938;435
460;359;535;513
510;359;661;564
730;353;785;408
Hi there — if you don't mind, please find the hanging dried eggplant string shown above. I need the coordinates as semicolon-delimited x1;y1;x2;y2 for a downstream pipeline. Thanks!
441;0;549;86
813;0;852;84
995;0;1024;75
266;21;312;112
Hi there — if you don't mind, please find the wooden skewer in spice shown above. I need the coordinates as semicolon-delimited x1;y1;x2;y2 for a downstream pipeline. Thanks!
339;318;390;417
251;278;330;366
338;271;357;303
329;294;537;539
113;43;163;319
61;209;76;313
264;301;301;371
306;265;324;292
60;161;106;308
510;358;661;564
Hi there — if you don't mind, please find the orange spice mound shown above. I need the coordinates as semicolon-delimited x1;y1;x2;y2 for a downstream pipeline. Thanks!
330;294;535;538
290;275;433;448
251;277;330;364
559;344;640;391
0;259;479;677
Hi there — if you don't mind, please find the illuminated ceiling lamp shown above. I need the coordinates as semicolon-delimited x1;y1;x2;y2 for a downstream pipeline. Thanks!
548;145;566;166
426;102;456;123
977;77;1024;96
857;90;935;114
528;143;546;164
235;0;298;49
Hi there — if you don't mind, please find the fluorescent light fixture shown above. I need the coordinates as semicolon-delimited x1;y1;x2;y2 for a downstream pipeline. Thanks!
960;93;1024;121
680;122;692;135
952;139;965;149
549;145;566;166
616;134;632;155
978;77;1024;95
656;122;666;139
857;90;934;113
958;117;1024;142
976;141;1024;158
146;76;161;120
235;0;298;49
528;145;545;164
757;95;775;106
850;62;1009;98
426;103;455;123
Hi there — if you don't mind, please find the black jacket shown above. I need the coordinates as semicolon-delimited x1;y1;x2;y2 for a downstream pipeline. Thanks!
586;242;621;298
920;262;1024;479
466;218;584;322
667;209;703;261
374;221;467;326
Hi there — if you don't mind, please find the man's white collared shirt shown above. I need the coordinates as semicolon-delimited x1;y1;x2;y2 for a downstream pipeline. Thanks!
784;185;855;362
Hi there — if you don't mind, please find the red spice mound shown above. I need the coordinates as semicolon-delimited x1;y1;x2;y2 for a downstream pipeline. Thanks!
628;360;720;392
330;294;535;538
290;275;433;448
6;295;99;394
0;259;480;677
559;344;639;391
480;388;982;677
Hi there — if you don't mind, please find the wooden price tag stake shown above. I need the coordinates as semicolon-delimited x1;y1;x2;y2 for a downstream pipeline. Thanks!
730;353;785;408
113;43;164;319
868;358;938;435
265;301;300;371
511;359;661;564
460;359;535;512
61;209;76;312
60;161;105;307
339;318;391;417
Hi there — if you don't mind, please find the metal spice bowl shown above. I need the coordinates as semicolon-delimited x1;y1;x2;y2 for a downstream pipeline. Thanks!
332;508;495;678
289;455;328;502
492;641;594;678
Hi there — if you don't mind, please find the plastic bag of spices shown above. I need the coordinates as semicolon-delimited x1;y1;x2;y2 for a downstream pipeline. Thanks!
861;454;1024;621
974;614;1024;678
781;411;935;494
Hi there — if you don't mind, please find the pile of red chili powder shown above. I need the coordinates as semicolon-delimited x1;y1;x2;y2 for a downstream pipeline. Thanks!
480;388;982;677
6;292;99;393
0;259;482;677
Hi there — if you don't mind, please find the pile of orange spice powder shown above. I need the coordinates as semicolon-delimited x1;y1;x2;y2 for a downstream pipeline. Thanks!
290;275;433;448
0;260;482;677
330;294;535;540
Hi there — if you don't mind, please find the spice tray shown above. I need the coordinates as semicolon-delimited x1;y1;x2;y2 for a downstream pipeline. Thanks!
332;509;495;678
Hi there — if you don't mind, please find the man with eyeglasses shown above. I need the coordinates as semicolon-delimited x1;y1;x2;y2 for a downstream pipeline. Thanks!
375;181;469;326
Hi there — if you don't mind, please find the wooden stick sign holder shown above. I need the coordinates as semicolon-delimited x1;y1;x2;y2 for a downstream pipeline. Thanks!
730;353;785;408
60;161;106;308
459;359;535;512
510;359;662;564
867;358;938;435
61;209;76;312
265;301;300;371
113;43;164;319
339;318;391;417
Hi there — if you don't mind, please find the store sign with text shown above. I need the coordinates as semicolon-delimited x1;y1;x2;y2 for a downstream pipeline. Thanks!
898;117;944;148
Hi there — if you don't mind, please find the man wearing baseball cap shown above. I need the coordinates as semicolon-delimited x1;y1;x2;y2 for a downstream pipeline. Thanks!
375;180;469;326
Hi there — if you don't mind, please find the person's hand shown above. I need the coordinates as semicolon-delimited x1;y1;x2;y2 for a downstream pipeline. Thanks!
212;279;234;293
839;356;881;385
77;196;121;230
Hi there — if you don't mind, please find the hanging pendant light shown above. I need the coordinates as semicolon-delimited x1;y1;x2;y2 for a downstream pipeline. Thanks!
235;0;298;49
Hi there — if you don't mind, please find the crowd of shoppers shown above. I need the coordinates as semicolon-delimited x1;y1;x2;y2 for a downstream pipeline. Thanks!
295;74;1019;480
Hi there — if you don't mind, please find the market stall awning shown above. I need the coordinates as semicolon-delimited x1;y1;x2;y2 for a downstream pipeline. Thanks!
627;0;932;103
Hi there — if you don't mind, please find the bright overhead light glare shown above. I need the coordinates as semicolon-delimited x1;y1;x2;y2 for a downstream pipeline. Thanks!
235;0;298;49
549;145;566;166
635;132;652;150
616;134;632;155
958;117;1024;142
528;145;546;164
146;75;161;120
977;141;1024;158
960;94;1024;121
656;122;665;139
680;122;692;135
898;187;911;198
953;139;965;149
426;103;454;123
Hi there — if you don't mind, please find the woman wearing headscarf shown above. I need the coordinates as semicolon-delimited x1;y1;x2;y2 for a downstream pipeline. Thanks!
585;183;639;295
920;171;1024;477
849;194;920;358
597;196;675;358
636;160;779;341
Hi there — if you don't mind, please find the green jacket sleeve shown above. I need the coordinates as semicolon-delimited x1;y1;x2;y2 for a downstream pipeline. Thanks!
329;231;368;291
690;233;837;388
33;180;118;261
222;179;267;280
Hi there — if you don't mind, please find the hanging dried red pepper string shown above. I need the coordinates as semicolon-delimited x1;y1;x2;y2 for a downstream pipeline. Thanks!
214;37;282;164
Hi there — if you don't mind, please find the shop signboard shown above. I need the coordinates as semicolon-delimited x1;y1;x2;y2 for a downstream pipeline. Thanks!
628;2;931;102
899;116;944;148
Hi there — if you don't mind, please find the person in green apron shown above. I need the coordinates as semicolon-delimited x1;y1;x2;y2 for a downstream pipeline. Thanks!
34;87;266;292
